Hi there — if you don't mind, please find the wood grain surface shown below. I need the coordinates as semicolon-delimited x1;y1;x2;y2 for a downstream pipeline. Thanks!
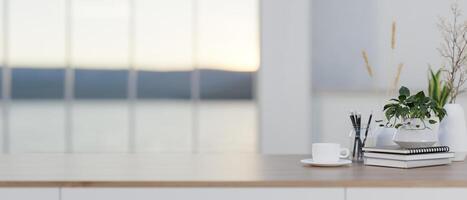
0;154;465;187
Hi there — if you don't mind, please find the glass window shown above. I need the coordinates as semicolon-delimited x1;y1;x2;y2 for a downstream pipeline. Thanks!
71;0;129;69
71;0;130;152
8;0;66;152
0;0;4;152
0;0;3;65
196;0;259;71
134;0;193;152
133;0;193;71
9;0;66;68
196;0;259;153
0;0;260;153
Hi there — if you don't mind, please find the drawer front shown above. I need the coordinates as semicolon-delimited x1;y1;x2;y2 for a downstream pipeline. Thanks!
62;188;344;200
347;188;467;200
0;188;59;200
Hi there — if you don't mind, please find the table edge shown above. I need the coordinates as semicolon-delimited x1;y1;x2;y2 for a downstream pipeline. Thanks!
1;180;467;188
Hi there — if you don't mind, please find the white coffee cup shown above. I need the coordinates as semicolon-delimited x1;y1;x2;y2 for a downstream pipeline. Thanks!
312;143;350;163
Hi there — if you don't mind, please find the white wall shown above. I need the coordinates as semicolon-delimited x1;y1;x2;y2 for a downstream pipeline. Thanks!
312;0;378;90
313;0;462;91
259;0;312;154
374;0;455;90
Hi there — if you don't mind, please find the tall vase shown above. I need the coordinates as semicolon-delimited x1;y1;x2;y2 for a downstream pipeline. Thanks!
375;127;397;147
438;103;467;161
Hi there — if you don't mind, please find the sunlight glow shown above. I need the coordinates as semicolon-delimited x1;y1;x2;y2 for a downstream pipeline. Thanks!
197;0;260;72
3;0;259;72
9;0;66;68
71;0;130;69
134;0;193;71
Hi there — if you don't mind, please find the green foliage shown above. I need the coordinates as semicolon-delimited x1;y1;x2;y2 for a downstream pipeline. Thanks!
382;86;447;129
428;68;450;107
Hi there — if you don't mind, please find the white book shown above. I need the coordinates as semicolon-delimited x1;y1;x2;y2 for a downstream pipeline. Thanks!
364;152;454;161
364;157;451;169
362;146;450;155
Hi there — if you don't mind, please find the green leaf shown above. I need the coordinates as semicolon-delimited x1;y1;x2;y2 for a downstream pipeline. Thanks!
395;124;403;129
428;72;436;96
385;107;396;121
383;104;396;111
399;86;410;96
435;69;442;79
437;108;447;121
398;95;407;101
422;97;430;104
405;95;415;103
427;68;451;108
415;91;426;99
440;86;451;107
429;69;439;101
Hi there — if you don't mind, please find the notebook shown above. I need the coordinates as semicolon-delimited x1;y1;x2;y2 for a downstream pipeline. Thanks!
362;146;450;155
364;157;451;169
364;152;454;161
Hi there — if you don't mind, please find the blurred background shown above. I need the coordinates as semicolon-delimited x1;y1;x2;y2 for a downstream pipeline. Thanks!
0;0;259;153
1;0;467;154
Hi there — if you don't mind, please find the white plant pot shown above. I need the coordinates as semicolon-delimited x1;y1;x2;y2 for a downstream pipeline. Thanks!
439;103;467;161
375;127;397;147
393;119;438;149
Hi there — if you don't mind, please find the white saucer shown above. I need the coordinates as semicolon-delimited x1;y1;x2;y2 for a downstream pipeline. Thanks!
300;158;352;167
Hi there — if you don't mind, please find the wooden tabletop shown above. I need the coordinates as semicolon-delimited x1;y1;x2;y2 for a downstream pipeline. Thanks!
0;154;466;187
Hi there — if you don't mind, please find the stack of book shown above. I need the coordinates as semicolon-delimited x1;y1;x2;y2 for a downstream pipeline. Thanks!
362;146;454;168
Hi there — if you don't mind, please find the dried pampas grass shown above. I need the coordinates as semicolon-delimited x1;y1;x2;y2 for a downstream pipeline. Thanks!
391;21;397;50
391;63;404;93
361;50;374;77
360;21;404;97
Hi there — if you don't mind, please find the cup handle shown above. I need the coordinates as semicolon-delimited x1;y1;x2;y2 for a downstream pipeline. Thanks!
340;148;350;158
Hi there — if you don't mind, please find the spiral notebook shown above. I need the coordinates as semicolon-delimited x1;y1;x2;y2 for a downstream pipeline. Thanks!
362;146;450;155
364;157;451;168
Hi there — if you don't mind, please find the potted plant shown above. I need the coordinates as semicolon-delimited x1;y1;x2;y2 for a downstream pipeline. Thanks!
436;3;467;161
382;86;446;148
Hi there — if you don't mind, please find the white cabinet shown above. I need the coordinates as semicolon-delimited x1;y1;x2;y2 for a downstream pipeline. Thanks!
0;188;59;200
347;188;467;200
7;187;467;200
62;188;345;200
